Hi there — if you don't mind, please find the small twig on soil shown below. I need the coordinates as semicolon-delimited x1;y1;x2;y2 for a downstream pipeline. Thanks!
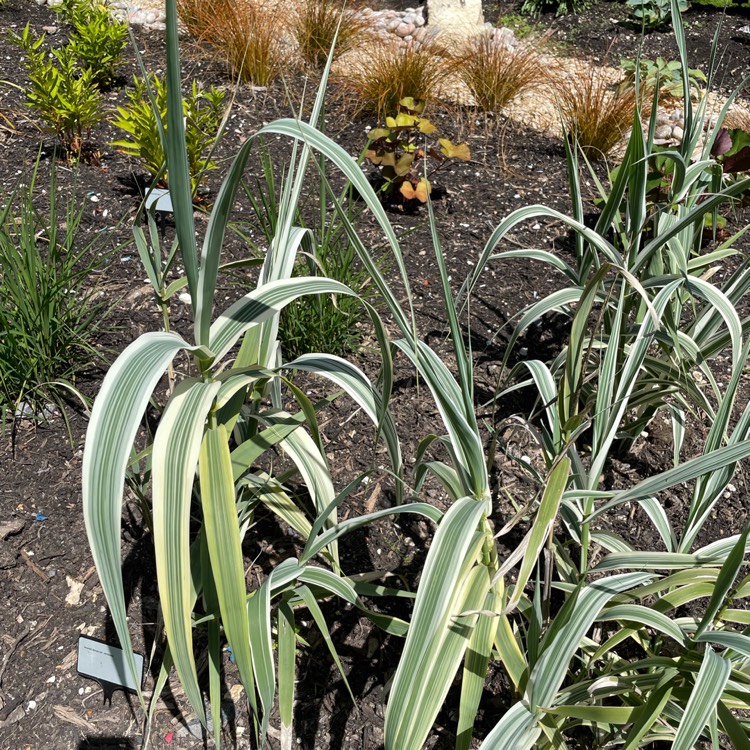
19;548;48;581
0;625;31;690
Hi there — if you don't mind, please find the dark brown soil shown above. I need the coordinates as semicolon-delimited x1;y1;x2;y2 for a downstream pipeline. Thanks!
1;1;750;749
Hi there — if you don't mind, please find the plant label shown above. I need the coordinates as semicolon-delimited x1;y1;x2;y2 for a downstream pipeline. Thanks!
144;188;173;213
77;635;143;704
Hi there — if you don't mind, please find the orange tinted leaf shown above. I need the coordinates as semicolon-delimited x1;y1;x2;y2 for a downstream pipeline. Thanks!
400;178;430;202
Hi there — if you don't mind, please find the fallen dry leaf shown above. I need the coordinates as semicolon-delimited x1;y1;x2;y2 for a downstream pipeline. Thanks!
0;519;24;540
65;575;85;606
53;704;95;731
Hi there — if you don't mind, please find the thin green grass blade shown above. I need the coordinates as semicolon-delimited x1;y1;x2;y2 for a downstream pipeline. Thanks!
621;671;677;750
163;0;198;329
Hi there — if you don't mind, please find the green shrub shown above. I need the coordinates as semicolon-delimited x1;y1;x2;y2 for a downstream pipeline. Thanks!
53;0;128;88
11;23;104;159
620;56;707;100
112;75;226;193
627;0;688;29
0;162;110;429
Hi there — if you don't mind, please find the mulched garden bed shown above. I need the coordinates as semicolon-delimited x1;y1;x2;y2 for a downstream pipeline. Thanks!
1;0;749;748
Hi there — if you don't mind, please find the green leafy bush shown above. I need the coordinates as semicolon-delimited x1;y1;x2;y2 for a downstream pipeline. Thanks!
627;0;689;29
11;24;103;159
112;75;226;193
53;0;128;87
620;56;706;99
0;162;110;428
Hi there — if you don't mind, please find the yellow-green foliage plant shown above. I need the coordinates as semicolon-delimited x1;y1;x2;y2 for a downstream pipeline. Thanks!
112;74;226;193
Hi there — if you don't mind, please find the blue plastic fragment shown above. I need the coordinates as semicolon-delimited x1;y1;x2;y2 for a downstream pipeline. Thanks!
35;511;48;521
226;645;235;663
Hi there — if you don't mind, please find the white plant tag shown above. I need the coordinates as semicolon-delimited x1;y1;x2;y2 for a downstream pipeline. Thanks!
77;636;143;703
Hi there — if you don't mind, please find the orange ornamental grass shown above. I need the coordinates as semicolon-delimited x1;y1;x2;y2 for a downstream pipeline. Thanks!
342;36;451;119
292;0;372;70
191;0;285;86
553;61;640;159
454;31;548;113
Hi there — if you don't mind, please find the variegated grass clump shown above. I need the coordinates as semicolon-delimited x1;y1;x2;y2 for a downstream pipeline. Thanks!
83;1;750;748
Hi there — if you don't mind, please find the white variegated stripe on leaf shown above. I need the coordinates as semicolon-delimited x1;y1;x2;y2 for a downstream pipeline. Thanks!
209;276;356;362
82;331;200;707
153;377;222;724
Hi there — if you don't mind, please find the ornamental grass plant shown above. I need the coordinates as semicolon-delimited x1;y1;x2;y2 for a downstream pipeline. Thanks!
342;36;451;117
292;0;371;70
454;30;547;113
83;0;750;747
0;161;110;432
201;0;285;86
554;60;641;158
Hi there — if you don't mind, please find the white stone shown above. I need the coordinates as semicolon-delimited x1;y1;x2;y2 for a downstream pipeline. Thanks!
654;125;672;140
427;0;484;38
672;125;684;141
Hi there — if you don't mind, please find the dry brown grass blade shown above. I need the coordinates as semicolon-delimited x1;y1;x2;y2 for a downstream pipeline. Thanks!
453;31;548;113
725;106;750;133
552;60;640;159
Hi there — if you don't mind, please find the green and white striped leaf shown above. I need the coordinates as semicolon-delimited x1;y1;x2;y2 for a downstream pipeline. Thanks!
528;572;653;709
672;647;731;750
83;331;198;705
154;377;222;724
384;497;489;750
